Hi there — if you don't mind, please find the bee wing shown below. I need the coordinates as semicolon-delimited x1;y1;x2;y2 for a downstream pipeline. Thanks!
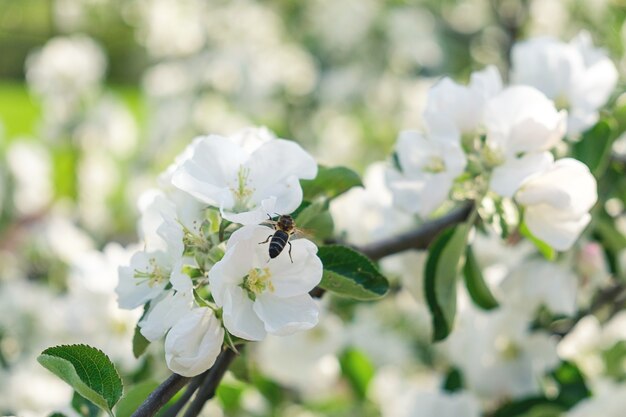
292;227;314;240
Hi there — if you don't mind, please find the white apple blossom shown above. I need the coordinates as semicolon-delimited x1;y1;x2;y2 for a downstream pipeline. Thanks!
558;312;626;381
164;307;225;377
370;368;481;417
512;32;618;135
424;65;502;138
253;314;344;398
117;192;190;309
117;250;182;309
499;259;577;316
386;130;467;217
483;86;567;197
567;382;626;417
330;162;412;245
171;127;317;225
516;158;597;251
6;140;53;217
208;225;323;341
25;35;106;99
443;297;559;399
138;284;194;342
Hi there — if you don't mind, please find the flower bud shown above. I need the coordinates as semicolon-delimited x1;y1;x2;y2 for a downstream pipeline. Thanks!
164;307;224;377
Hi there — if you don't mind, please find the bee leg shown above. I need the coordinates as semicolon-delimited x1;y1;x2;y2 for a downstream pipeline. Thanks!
288;241;293;263
259;235;272;245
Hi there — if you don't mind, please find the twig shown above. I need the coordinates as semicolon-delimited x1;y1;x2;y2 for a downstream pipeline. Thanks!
182;348;240;417
132;205;472;415
161;370;210;417
550;282;626;337
130;373;190;417
359;203;473;261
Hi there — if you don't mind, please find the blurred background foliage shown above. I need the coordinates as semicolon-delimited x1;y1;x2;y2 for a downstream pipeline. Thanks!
1;0;625;145
1;1;626;416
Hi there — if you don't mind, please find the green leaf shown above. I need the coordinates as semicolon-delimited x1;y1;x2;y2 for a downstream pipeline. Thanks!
72;391;100;417
572;119;615;177
37;344;123;417
317;245;389;300
294;199;327;227
132;326;150;359
442;368;464;393
339;349;375;399
114;380;159;417
595;216;626;253
552;361;590;409
301;166;362;201
216;381;246;413
424;224;471;341
463;245;498;310
293;199;335;242
520;222;555;260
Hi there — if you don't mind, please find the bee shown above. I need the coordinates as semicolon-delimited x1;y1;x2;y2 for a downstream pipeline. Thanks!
259;214;297;262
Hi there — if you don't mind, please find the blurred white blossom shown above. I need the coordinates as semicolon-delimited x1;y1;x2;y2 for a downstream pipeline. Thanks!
516;158;597;251
484;86;566;197
512;32;618;135
253;314;344;398
386;130;466;217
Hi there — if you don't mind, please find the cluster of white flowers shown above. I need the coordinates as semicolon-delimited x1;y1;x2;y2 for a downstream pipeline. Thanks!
116;127;323;376
386;32;616;251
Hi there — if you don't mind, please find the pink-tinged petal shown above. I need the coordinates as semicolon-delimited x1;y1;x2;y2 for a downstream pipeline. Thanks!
222;286;266;341
253;293;319;336
267;238;323;297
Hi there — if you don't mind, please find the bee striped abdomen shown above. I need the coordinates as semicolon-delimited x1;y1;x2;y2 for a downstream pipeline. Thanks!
269;230;289;258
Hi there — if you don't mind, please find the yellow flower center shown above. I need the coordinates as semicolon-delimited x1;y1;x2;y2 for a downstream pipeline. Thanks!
423;156;446;173
134;257;169;287
481;145;506;168
495;336;521;360
242;267;274;300
554;94;570;111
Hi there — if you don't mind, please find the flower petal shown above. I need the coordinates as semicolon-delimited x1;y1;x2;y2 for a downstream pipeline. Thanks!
525;207;591;251
268;238;323;297
253;293;319;336
490;152;554;198
222;286;267;341
139;290;193;341
171;135;248;206
208;241;255;306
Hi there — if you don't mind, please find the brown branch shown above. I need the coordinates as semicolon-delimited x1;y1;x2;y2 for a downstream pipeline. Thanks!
161;370;210;417
132;205;472;415
130;373;190;417
182;347;240;417
358;203;473;261
550;282;626;337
